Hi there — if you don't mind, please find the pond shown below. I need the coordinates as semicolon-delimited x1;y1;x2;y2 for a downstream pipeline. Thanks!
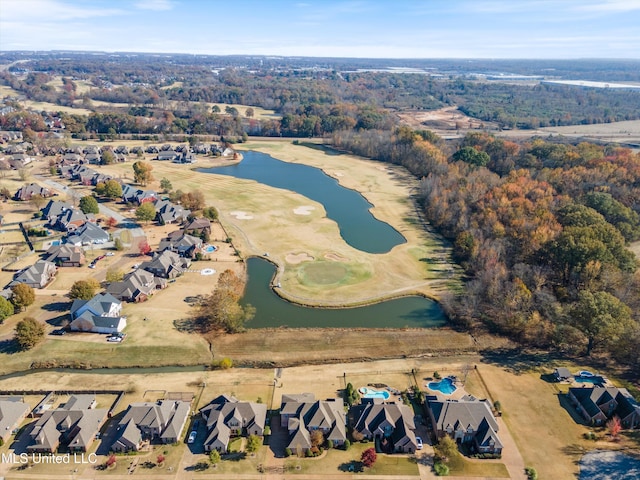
242;257;446;328
199;150;406;254
580;451;640;480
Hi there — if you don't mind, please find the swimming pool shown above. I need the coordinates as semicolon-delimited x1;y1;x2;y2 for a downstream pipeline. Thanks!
359;387;391;400
575;376;605;385
579;370;595;377
427;377;457;395
204;245;217;253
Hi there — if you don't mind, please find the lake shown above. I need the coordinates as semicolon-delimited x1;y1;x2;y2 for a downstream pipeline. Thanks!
199;150;406;254
242;257;446;328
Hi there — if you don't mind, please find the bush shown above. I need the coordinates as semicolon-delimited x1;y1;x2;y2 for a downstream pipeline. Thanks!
211;357;233;369
583;431;597;440
343;439;350;451
305;448;312;458
284;448;292;457
209;450;220;465
433;371;442;380
525;466;538;480
434;462;450;476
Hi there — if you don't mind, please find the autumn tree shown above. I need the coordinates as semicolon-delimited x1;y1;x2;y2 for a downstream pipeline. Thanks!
202;206;218;221
607;416;622;440
106;269;124;282
135;202;156;223
132;161;154;186
196;269;255;333
11;284;35;312
30;194;46;211
79;195;99;214
103;179;123;199
361;447;377;468
15;317;45;350
101;149;115;165
68;279;100;300
209;449;220;465
138;240;151;256
106;217;118;229
568;290;633;355
310;430;324;449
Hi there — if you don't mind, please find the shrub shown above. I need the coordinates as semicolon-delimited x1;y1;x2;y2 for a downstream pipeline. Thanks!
343;439;351;450
305;448;312;457
361;447;377;468
434;461;450;476
209;450;220;465
433;371;442;380
284;447;292;457
525;466;538;480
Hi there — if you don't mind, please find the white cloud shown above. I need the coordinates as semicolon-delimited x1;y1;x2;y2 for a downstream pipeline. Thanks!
574;0;640;13
135;0;175;11
0;0;124;21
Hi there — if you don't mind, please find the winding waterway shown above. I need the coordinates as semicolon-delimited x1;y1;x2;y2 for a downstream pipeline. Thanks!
242;256;445;328
200;150;447;328
199;150;406;254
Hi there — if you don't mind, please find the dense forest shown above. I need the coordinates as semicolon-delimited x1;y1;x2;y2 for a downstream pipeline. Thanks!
2;54;640;135
333;128;640;369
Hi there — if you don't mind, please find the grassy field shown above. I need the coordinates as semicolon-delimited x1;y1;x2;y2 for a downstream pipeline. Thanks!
97;140;458;306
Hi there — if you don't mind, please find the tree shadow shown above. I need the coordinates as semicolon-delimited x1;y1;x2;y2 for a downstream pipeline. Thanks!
185;461;210;471
0;338;21;354
45;314;69;327
480;348;566;375
173;317;201;334
41;301;70;312
298;142;344;156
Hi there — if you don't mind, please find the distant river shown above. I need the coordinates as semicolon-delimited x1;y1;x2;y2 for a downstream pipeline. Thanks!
198;150;406;253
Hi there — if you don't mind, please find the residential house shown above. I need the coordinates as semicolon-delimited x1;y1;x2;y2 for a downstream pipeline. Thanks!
157;150;179;161
65;222;109;245
9;153;33;169
55;209;94;232
111;400;191;452
280;393;346;453
568;387;640;429
69;292;126;334
0;399;31;443
173;151;196;164
351;400;418;454
200;395;267;453
14;183;51;201
28;394;107;453
63;153;82;163
9;261;57;289
41;200;74;225
154;199;191;225
145;145;159;154
115;145;129;155
44;244;86;267
158;232;202;258
428;397;503;455
183;217;212;237
134;190;157;205
84;153;101;164
140;250;190;279
106;269;166;303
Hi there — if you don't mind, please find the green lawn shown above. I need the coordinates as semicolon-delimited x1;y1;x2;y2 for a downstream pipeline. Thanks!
190;447;267;475
284;442;419;475
447;451;509;477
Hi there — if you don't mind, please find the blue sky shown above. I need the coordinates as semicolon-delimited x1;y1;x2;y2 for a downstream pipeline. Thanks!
1;0;639;58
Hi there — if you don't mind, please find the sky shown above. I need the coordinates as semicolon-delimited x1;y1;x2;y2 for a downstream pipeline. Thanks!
1;0;640;59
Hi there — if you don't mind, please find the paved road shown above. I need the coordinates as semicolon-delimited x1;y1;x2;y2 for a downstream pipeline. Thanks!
35;175;145;238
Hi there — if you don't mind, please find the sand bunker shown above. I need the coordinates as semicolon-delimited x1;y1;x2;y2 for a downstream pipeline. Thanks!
334;171;345;177
324;252;349;262
286;252;315;264
293;205;315;215
229;211;254;220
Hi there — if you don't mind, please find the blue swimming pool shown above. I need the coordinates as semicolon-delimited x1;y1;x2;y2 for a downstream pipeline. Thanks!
51;240;61;246
575;376;605;385
359;387;390;400
427;377;457;395
204;245;217;253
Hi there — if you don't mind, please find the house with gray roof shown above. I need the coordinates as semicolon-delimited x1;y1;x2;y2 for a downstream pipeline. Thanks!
428;398;502;455
14;183;51;201
140;250;190;279
200;395;267;453
106;269;166;303
0;399;30;443
351;400;418;454
183;217;212;237
45;244;86;267
42;199;74;225
159;231;202;258
111;400;191;452
157;150;179;161
9;260;57;289
69;292;126;334
569;387;640;429
55;208;94;232
154;199;191;225
28;394;107;453
280;393;346;454
65;222;109;246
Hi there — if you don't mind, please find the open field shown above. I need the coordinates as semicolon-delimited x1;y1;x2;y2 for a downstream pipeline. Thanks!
95;140;459;306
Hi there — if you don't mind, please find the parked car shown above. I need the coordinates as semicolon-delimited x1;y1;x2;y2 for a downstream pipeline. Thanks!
188;431;197;444
106;252;115;256
107;336;122;343
416;436;423;449
50;329;66;336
